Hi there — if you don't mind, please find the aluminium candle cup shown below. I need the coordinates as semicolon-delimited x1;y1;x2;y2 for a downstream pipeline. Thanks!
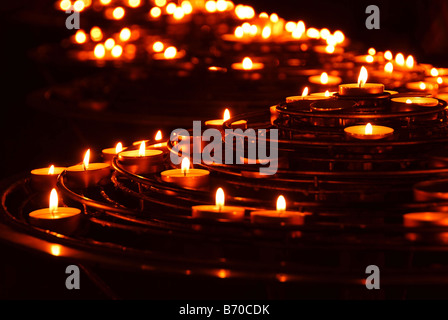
101;147;128;164
250;210;305;226
65;163;112;189
403;212;448;243
191;205;246;221
309;100;357;127
30;167;66;191
28;207;82;235
413;179;448;202
338;83;384;96
160;168;210;189
344;125;394;141
118;149;165;175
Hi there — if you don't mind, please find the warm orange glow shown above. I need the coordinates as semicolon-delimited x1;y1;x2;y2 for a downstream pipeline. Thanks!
420;82;427;90
99;0;111;4
205;1;217;12
306;28;320;39
334;30;345;43
406;55;415;69
90;27;103;41
249;25;258;36
302;87;309;97
83;149;90;169
216;188;225;209
128;0;141;8
384;50;393;61
368;48;376;56
119;28;131;41
234;26;244;38
406;99;412;104
395;53;405;66
270;13;279;23
285;21;296;33
277;195;286;212
181;157;190;175
48;165;55;175
437;77;443;85
325;45;335;54
216;0;227;11
75;30;87;44
155;130;163;141
60;0;71;11
111;45;123;58
173;7;185;19
365;55;374;63
166;2;176;14
365;123;373;135
155;0;166;6
358;66;368;88
319;72;329;85
325;90;330;97
138;141;146;157
150;6;162;18
431;68;439;77
261;26;271;39
235;5;254;19
116;142;123;154
94;44;106;58
112;7;125;19
73;0;85;11
104;38;115;50
217;269;228;279
164;46;177;59
182;1;193;14
50;244;61;256
384;62;393;73
320;28;330;40
49;188;58;214
242;57;253;70
153;41;164;52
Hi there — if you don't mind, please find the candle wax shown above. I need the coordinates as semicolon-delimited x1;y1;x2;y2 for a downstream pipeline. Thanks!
344;125;394;140
161;168;210;189
30;167;66;190
251;210;305;225
192;205;245;221
338;83;384;96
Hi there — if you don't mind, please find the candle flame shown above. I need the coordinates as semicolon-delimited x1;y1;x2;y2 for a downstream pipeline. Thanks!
153;41;164;52
49;188;58;215
223;109;231;122
90;27;103;42
164;46;177;59
384;51;393;61
112;6;125;19
358;66;368;88
384;62;393;73
437;77;443;85
48;165;55;175
419;82;427;90
406;55;415;69
150;6;162;18
365;123;373;135
276;195;286;212
320;72;329;85
181;157;190;175
261;26;271;39
139;141;146;157
234;26;244;38
216;187;225;209
325;90;330;97
119;28;131;42
116;142;123;154
365;55;374;63
302;87;309;97
431;68;439;77
406;99;412;104
368;48;376;56
83;149;90;170
155;130;163;141
242;57;253;70
395;53;405;67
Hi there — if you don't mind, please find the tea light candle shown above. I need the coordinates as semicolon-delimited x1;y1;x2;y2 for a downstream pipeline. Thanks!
28;189;81;234
391;97;439;107
30;165;66;190
405;81;436;92
308;72;342;86
231;57;264;71
344;123;394;140
102;142;125;164
66;149;112;188
205;109;247;130
161;157;210;189
339;66;384;96
118;141;165;174
310;91;336;98
192;188;245;221
286;87;323;103
250;195;305;225
147;130;169;153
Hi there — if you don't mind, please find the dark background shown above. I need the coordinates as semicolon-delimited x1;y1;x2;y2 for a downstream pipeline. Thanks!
0;0;448;181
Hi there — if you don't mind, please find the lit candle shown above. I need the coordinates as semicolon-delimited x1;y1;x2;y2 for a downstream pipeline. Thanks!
192;187;246;221
308;72;342;86
344;123;394;140
118;141;165;174
66;149;112;188
309;90;336;99
250;195;305;225
205;109;247;130
405;81;436;92
391;97;439;107
160;157;210;189
231;57;264;71
147;130;169;153
102;142;126;163
30;165;66;190
286;87;326;103
28;188;81;234
339;66;384;96
404;212;448;228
